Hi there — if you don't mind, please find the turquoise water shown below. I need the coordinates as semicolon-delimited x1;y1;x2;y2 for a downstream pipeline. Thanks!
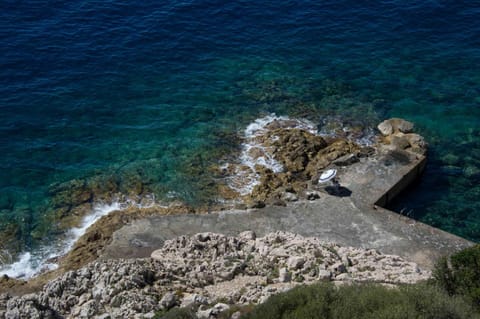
1;1;480;272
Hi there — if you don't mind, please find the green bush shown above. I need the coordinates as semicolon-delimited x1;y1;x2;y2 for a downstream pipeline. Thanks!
153;307;197;319
241;282;478;319
433;244;480;308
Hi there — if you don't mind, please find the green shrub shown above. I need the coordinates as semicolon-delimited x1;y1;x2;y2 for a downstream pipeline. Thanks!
153;307;197;319
241;282;478;319
433;244;480;308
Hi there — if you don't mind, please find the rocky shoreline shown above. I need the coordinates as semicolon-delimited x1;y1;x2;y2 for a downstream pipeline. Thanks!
0;117;473;318
0;231;430;319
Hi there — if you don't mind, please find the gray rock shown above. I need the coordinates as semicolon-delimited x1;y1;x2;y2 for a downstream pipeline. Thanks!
197;308;212;319
212;303;230;315
331;262;347;274
239;230;256;241
278;267;291;283
335;273;351;281
159;292;177;310
318;269;332;280
196;233;212;242
79;299;98;318
341;255;352;267
231;311;242;319
282;192;298;202
181;293;208;308
287;256;305;270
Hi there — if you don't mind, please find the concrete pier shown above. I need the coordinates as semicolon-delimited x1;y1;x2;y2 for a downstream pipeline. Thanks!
102;149;472;270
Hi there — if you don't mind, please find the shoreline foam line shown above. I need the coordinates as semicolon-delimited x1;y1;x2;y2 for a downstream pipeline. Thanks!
0;202;122;279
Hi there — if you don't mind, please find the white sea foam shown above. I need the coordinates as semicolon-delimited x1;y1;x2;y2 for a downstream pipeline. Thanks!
0;200;138;279
317;116;377;146
224;114;377;196
226;114;318;196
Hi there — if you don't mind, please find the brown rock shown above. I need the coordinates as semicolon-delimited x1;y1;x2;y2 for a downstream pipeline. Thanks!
381;118;414;134
377;120;393;136
389;135;411;150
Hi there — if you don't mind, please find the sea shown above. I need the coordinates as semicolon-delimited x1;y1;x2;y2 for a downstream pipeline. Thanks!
1;0;479;278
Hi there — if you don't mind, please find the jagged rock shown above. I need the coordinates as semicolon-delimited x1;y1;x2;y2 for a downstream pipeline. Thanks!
159;292;177;310
79;299;98;318
211;303;230;315
342;255;352;267
181;294;208;308
278;268;291;283
287;256;305;270
3;232;430;318
239;231;256;241
330;262;347;274
318;269;332;280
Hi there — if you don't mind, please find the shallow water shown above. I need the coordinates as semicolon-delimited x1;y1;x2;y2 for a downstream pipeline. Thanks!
1;1;480;276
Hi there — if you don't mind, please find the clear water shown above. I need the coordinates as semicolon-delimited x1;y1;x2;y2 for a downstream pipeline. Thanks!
1;1;479;274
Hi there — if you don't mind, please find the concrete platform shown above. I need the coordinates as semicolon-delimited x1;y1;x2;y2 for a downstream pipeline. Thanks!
101;149;473;270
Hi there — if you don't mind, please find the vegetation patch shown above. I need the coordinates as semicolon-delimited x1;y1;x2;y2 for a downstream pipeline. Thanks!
241;282;479;319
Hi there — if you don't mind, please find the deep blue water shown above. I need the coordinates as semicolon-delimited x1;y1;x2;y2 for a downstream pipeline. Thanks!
1;0;480;270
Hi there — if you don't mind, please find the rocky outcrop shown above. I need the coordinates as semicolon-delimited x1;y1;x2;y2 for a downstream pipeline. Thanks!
377;118;427;155
0;232;430;319
221;117;375;207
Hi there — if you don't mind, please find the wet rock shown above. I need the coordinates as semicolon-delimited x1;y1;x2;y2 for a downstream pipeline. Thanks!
50;179;93;208
464;165;480;178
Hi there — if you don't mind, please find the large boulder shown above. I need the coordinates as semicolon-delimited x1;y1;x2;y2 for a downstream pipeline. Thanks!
377;118;414;136
378;118;427;155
